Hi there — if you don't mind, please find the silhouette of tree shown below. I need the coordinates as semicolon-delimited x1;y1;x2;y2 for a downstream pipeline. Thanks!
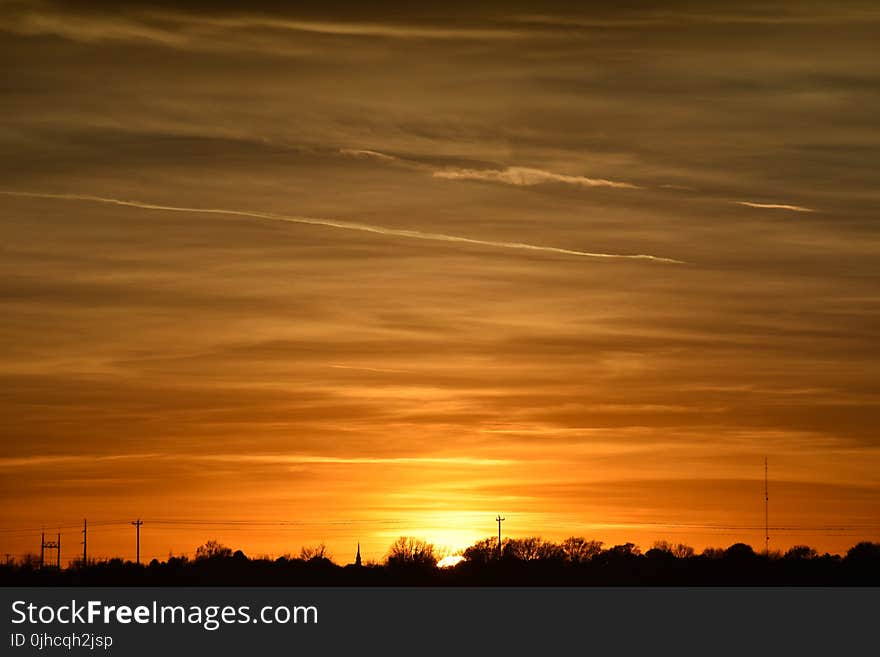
18;554;40;571
672;543;695;559
647;541;695;559
845;542;880;563
784;545;818;560
503;537;562;562
606;543;641;558
646;541;675;560
724;543;756;560
701;547;725;559
2;537;879;586
195;539;232;560
385;537;437;568
463;537;498;565
300;543;331;562
561;537;603;563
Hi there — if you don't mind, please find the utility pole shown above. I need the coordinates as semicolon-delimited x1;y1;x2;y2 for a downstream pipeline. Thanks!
496;515;505;560
81;519;87;568
764;458;770;555
132;519;143;565
40;531;61;569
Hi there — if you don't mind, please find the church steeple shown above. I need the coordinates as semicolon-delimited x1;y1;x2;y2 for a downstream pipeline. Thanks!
355;542;362;567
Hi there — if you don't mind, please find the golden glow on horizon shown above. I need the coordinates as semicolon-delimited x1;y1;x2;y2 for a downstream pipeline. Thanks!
437;555;465;568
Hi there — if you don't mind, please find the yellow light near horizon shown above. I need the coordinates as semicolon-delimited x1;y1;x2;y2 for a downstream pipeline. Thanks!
437;555;465;568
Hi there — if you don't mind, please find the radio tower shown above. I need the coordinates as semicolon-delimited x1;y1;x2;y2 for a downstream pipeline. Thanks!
496;514;505;560
764;457;769;555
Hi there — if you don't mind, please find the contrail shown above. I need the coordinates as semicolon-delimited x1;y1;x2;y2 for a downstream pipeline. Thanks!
329;363;409;374
734;201;815;213
0;190;685;263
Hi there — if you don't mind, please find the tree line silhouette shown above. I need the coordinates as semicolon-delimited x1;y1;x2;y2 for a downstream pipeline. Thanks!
2;536;878;586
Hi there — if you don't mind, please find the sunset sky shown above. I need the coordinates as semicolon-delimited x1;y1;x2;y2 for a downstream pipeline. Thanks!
2;0;879;564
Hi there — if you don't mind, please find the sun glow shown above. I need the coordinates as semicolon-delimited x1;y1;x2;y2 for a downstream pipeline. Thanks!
437;555;465;568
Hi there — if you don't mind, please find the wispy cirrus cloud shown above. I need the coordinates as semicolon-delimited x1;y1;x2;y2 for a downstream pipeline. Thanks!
0;190;683;263
329;364;409;374
734;201;816;213
2;10;188;46
200;454;515;466
432;166;639;189
339;150;640;190
0;453;514;468
1;7;526;48
0;453;163;468
516;8;880;29
193;15;525;41
339;148;401;163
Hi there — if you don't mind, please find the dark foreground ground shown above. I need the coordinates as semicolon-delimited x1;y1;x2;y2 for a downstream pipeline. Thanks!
3;541;879;586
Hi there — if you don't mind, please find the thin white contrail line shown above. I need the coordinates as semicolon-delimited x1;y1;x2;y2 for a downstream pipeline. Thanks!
734;201;815;213
0;190;685;263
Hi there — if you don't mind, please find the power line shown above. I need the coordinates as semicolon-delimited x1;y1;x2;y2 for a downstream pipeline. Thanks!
2;518;879;535
0;518;405;533
0;520;129;534
145;519;405;526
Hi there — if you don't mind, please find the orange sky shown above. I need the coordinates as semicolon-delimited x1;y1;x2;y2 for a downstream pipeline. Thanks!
1;1;879;564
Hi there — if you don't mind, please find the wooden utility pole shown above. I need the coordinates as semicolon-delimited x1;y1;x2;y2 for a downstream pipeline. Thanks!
81;519;87;567
132;519;143;565
40;531;61;569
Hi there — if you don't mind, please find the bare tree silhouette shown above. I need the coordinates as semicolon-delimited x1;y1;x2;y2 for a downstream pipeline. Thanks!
300;543;331;562
561;537;604;564
195;539;232;560
784;545;819;560
385;537;437;568
2;538;878;586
